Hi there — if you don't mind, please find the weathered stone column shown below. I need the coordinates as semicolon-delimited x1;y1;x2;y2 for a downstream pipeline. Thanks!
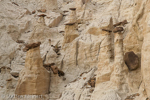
65;8;77;25
96;30;112;84
15;42;50;95
95;17;113;84
91;18;113;100
111;27;124;88
63;9;79;46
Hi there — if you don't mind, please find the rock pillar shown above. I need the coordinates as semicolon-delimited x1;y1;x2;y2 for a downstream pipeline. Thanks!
96;30;112;84
111;27;124;88
15;45;50;95
95;17;113;84
63;9;79;45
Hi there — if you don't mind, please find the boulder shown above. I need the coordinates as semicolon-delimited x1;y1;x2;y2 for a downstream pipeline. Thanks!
50;64;59;74
124;51;139;71
10;71;19;77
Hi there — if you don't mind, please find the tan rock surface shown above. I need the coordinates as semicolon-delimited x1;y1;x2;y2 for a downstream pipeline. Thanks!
65;9;77;25
0;0;150;100
63;24;79;45
15;46;50;95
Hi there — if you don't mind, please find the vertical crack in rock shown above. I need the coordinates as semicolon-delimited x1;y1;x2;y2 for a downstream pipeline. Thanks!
90;34;92;42
97;37;107;57
97;42;102;56
90;43;94;61
138;81;142;89
60;55;65;69
84;46;88;60
76;40;79;66
43;51;49;64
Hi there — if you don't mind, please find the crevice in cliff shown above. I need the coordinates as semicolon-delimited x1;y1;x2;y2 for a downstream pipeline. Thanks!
97;37;105;57
76;40;79;66
138;81;142;89
43;51;49;64
60;55;65;69
9;50;16;68
84;47;88;60
90;34;92;42
97;42;101;56
90;44;94;61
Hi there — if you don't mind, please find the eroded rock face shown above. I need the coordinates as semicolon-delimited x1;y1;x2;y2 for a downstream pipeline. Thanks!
15;46;50;95
58;67;97;100
1;0;150;99
124;51;139;71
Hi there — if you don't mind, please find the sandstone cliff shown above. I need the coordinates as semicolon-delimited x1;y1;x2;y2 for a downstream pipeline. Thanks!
0;0;150;100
